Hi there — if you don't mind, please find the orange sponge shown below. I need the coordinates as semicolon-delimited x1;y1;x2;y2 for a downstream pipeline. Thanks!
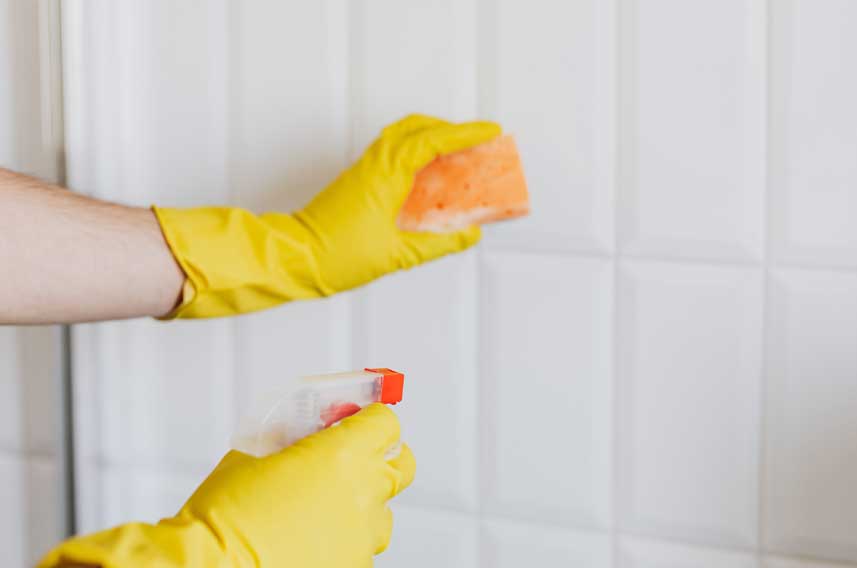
397;135;530;233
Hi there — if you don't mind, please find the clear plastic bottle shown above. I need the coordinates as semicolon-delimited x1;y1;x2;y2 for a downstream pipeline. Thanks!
231;368;404;457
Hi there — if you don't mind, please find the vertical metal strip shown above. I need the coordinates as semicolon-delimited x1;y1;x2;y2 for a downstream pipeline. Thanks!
39;0;77;537
59;324;77;536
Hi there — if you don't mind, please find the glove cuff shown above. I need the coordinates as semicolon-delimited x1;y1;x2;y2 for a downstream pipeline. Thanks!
152;206;332;319
37;517;229;568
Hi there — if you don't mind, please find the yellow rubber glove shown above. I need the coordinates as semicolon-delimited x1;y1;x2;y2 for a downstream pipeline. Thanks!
39;404;415;568
153;114;501;318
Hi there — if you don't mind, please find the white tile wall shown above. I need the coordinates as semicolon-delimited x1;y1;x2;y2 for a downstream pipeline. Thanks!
0;327;59;455
1;1;65;566
618;536;758;568
764;557;855;568
617;0;766;262
60;0;857;567
770;0;857;269
0;455;61;566
481;253;613;528
617;261;762;548
376;505;479;568
765;269;857;563
98;464;209;528
364;253;480;512
93;319;235;467
482;0;614;253
351;0;477;142
482;518;613;567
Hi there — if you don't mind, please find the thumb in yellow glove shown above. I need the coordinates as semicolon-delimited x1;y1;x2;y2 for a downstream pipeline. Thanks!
39;404;415;568
154;114;502;318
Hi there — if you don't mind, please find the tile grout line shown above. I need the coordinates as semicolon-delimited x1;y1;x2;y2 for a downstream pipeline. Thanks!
611;0;625;564
480;245;857;275
473;0;494;563
47;0;77;538
334;0;354;372
346;0;366;373
392;501;857;568
758;0;773;561
225;0;242;472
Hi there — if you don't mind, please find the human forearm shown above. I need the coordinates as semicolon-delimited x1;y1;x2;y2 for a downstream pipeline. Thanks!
0;168;184;323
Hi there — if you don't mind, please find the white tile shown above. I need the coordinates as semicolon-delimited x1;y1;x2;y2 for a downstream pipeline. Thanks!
227;0;352;420
764;557;856;568
617;0;765;261
352;0;477;147
24;457;62;564
70;324;109;534
63;1;230;205
765;269;857;562
99;463;209;528
78;460;208;538
0;326;59;454
375;505;478;568
481;253;613;528
0;0;13;165
0;454;61;568
96;319;234;467
63;2;229;206
0;454;30;568
228;0;348;212
481;518;612;568
363;253;478;512
74;459;105;535
0;0;61;178
617;260;762;547
770;0;857;268
235;295;351;416
618;536;758;568
483;0;614;253
124;1;231;206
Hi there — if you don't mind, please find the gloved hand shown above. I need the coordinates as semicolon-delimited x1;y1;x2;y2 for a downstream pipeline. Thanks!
39;404;415;568
153;114;501;318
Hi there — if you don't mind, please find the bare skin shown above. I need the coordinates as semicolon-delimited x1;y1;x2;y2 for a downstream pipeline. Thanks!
0;168;185;323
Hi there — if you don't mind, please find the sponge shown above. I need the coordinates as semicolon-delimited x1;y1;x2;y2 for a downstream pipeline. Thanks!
397;135;530;233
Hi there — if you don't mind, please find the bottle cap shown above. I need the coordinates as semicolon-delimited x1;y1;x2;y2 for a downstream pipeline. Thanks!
366;368;404;404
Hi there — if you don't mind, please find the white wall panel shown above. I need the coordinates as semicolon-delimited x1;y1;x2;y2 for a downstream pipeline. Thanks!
98;464;208;528
770;0;857;268
617;0;765;261
350;0;481;516
94;319;234;467
227;0;351;420
235;296;352;415
1;1;64;564
481;253;612;528
57;0;857;564
0;0;63;178
62;2;235;532
126;0;230;206
364;253;479;512
0;326;58;454
351;0;477;145
63;1;229;206
0;455;61;567
482;0;614;253
762;556;853;568
765;557;857;568
481;519;612;568
375;505;478;568
619;536;758;568
227;0;348;213
617;261;762;547
0;1;13;160
765;269;857;563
